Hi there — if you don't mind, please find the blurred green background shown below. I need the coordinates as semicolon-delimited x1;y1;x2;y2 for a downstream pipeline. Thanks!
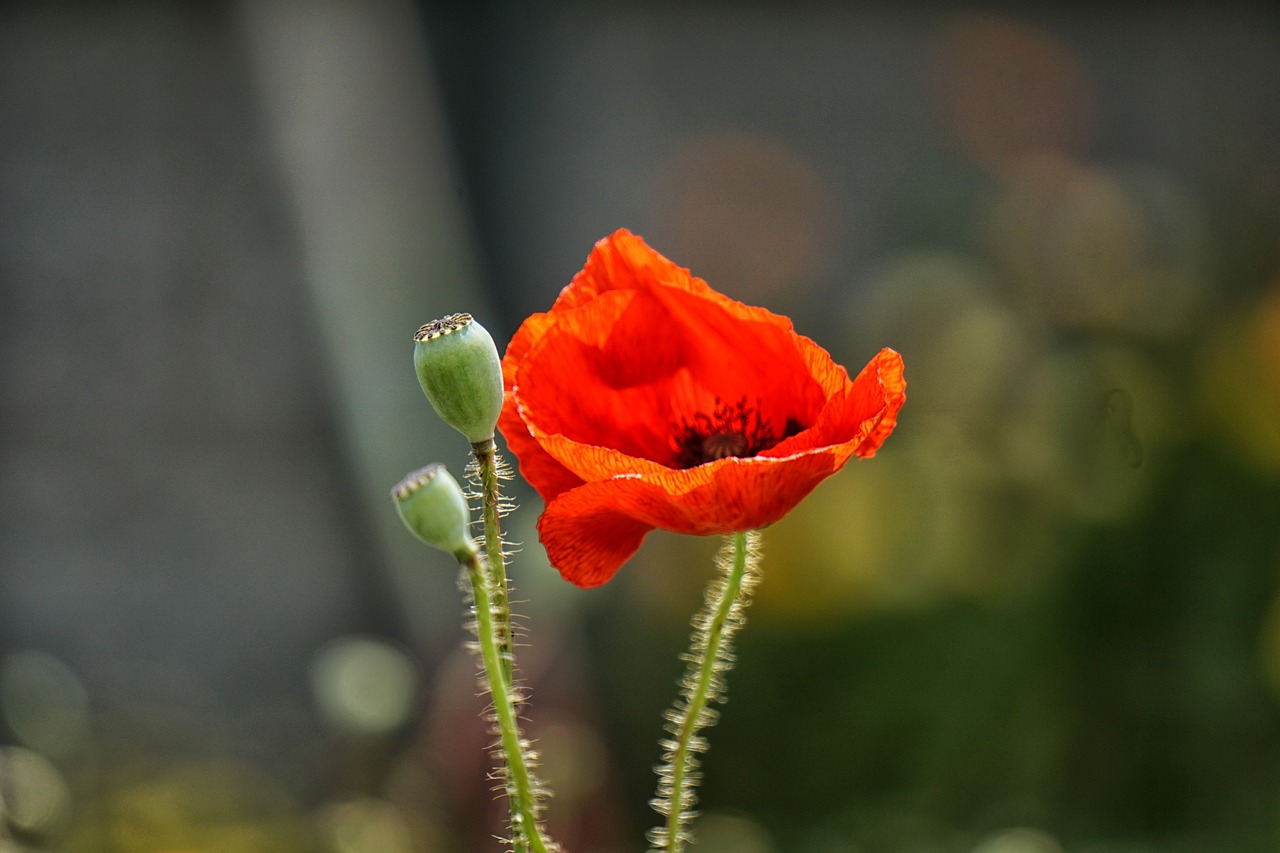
3;2;1279;852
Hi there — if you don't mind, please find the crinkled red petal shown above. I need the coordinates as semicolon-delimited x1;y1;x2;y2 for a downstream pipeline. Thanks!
499;230;907;585
539;451;842;587
498;311;583;502
505;231;828;475
769;347;906;458
536;347;905;586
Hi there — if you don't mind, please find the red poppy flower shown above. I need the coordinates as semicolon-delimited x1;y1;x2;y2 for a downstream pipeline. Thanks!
499;229;905;588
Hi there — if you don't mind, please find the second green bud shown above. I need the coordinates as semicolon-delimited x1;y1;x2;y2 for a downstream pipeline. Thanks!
392;464;474;560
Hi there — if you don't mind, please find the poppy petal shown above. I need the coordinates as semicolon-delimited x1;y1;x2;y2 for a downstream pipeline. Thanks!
500;309;585;502
852;347;907;456
537;491;655;588
513;290;687;463
499;402;585;502
539;450;845;587
812;347;906;457
512;263;828;470
498;230;905;584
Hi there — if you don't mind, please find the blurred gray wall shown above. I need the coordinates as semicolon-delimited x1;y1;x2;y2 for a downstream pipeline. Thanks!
0;0;485;761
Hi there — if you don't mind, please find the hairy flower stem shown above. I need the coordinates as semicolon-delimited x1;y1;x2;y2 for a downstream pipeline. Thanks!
471;438;514;686
461;545;553;853
469;438;539;852
648;530;762;853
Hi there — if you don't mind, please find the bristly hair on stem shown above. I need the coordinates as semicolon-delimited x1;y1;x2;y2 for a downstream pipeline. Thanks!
468;439;519;686
459;548;559;853
465;437;558;853
647;530;762;853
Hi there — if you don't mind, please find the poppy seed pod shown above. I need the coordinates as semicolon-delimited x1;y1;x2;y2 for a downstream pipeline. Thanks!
392;464;474;559
414;314;504;444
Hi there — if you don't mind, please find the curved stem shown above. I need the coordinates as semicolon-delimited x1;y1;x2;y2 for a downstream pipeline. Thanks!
649;530;761;853
471;438;514;685
469;439;546;853
462;547;552;853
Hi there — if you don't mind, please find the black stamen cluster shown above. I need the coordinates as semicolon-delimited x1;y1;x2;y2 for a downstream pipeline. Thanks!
671;397;781;469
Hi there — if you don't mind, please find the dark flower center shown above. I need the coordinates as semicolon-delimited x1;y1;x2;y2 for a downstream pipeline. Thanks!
700;430;750;460
672;397;805;469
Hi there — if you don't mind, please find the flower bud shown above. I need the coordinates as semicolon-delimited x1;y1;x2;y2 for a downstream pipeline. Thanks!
392;464;474;559
413;313;504;444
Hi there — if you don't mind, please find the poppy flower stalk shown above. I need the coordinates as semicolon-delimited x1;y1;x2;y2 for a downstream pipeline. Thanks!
391;466;555;853
649;530;761;853
459;543;555;853
469;442;540;853
405;314;556;853
414;313;517;682
470;436;517;685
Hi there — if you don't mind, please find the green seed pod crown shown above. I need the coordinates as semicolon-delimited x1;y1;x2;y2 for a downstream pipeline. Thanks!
392;464;473;559
413;313;504;444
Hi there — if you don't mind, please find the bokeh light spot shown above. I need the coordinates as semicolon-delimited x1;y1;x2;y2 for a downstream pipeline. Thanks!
1195;283;1280;476
971;826;1063;853
529;719;606;805
655;132;833;307
0;745;72;834
310;637;418;737
318;797;413;853
0;650;90;759
690;811;775;853
933;13;1095;174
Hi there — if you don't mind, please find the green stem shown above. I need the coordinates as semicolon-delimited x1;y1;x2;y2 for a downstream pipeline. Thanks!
472;438;514;685
649;530;761;853
469;439;545;853
462;547;553;853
